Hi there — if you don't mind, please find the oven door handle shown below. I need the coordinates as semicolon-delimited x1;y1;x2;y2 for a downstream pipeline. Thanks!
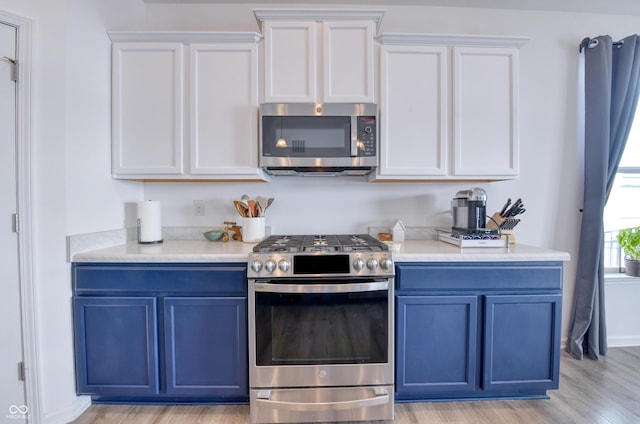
255;387;389;412
253;281;388;294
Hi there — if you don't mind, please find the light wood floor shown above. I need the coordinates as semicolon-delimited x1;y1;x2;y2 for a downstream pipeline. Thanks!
73;347;640;424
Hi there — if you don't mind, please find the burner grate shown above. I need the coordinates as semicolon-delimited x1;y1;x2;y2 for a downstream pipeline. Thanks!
252;234;389;253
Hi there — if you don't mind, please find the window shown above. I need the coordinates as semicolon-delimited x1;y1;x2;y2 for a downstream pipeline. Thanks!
604;110;640;272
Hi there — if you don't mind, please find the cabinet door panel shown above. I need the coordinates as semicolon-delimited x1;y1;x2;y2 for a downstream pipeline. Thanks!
264;22;317;102
73;297;159;395
396;296;477;395
483;294;561;391
453;47;519;177
164;297;248;396
112;43;184;175
189;44;260;176
323;21;375;102
379;45;448;177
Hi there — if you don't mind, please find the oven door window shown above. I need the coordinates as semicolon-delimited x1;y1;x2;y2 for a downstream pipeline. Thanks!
254;287;388;366
262;116;351;157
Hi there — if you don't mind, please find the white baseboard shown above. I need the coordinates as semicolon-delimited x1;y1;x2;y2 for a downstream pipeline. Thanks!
40;396;91;424
607;336;640;347
561;337;640;350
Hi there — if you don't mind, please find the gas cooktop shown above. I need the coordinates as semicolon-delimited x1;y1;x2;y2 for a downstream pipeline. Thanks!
252;234;389;254
248;234;394;278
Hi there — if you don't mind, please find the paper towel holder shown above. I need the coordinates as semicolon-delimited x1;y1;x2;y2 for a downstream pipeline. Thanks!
137;218;163;244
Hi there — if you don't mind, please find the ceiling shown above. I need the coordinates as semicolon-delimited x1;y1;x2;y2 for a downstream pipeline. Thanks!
144;0;640;16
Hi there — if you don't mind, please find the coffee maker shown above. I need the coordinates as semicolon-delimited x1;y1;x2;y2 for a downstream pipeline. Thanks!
451;188;490;233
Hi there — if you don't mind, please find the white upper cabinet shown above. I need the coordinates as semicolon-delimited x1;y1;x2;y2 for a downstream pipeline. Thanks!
322;21;375;103
189;43;260;176
255;9;383;104
373;34;528;181
378;44;448;177
262;21;318;102
110;32;265;181
452;46;519;177
112;42;185;175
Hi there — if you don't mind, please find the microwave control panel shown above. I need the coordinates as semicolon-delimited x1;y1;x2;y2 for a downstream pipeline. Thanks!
357;117;377;156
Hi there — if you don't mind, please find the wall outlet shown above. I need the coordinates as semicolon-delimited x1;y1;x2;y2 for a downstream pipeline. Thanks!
193;200;205;216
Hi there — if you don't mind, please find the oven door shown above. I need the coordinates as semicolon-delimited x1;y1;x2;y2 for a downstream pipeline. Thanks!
249;278;393;389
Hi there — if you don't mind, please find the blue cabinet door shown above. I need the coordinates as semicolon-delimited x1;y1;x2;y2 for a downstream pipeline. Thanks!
483;294;562;392
163;297;248;397
396;295;478;396
73;296;159;395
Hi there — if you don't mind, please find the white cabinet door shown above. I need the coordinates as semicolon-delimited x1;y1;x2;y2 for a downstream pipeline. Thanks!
112;42;184;175
452;47;519;177
377;44;448;178
262;20;375;103
323;21;375;103
373;34;525;181
263;21;317;103
189;43;261;177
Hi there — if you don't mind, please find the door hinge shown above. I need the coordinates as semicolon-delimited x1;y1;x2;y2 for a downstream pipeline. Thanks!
3;56;18;82
18;361;25;381
12;213;19;233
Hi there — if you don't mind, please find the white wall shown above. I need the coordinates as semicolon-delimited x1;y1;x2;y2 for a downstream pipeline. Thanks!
0;0;639;422
0;0;144;422
605;277;640;346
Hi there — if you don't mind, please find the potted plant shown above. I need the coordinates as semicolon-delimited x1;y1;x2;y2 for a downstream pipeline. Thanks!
617;227;640;277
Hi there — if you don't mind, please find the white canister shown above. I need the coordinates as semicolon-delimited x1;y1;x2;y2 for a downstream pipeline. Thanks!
242;217;265;243
137;200;163;244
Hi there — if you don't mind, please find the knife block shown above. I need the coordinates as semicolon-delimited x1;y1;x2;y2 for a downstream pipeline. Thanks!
486;212;516;244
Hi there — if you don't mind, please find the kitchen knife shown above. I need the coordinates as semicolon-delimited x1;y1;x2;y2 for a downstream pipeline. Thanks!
504;199;523;217
499;198;511;217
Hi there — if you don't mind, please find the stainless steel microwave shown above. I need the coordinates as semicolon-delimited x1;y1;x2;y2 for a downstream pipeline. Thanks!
259;103;378;176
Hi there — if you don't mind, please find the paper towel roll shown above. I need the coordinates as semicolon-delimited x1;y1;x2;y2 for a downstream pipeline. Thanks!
137;200;163;244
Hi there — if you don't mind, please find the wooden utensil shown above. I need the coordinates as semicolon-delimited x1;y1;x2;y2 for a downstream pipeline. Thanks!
233;200;248;217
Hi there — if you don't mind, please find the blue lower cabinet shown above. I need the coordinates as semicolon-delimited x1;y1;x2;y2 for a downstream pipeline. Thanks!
73;296;159;395
396;296;478;396
395;262;563;401
72;262;248;403
483;294;562;392
164;297;248;396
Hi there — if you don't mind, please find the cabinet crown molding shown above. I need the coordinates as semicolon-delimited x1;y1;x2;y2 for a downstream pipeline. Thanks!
377;33;530;48
108;31;262;44
253;8;385;32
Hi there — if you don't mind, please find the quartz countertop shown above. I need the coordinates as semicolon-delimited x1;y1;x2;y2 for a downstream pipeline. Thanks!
71;239;570;263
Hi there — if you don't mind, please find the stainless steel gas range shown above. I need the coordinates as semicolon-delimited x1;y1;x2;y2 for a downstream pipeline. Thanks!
247;234;395;424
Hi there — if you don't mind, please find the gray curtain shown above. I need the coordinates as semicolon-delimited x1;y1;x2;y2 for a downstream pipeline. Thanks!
566;35;640;360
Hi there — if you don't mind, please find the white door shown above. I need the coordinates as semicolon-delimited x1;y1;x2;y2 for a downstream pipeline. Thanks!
0;20;26;415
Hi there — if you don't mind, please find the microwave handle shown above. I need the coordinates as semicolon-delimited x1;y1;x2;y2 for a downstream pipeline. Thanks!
253;281;388;294
350;115;358;156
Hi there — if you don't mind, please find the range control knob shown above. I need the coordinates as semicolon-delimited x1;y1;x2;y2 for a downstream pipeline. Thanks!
264;260;276;273
250;260;263;273
278;259;291;272
380;258;394;272
353;258;365;271
366;258;379;271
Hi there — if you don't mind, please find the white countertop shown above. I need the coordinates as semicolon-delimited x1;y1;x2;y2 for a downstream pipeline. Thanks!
71;239;570;263
395;240;569;262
